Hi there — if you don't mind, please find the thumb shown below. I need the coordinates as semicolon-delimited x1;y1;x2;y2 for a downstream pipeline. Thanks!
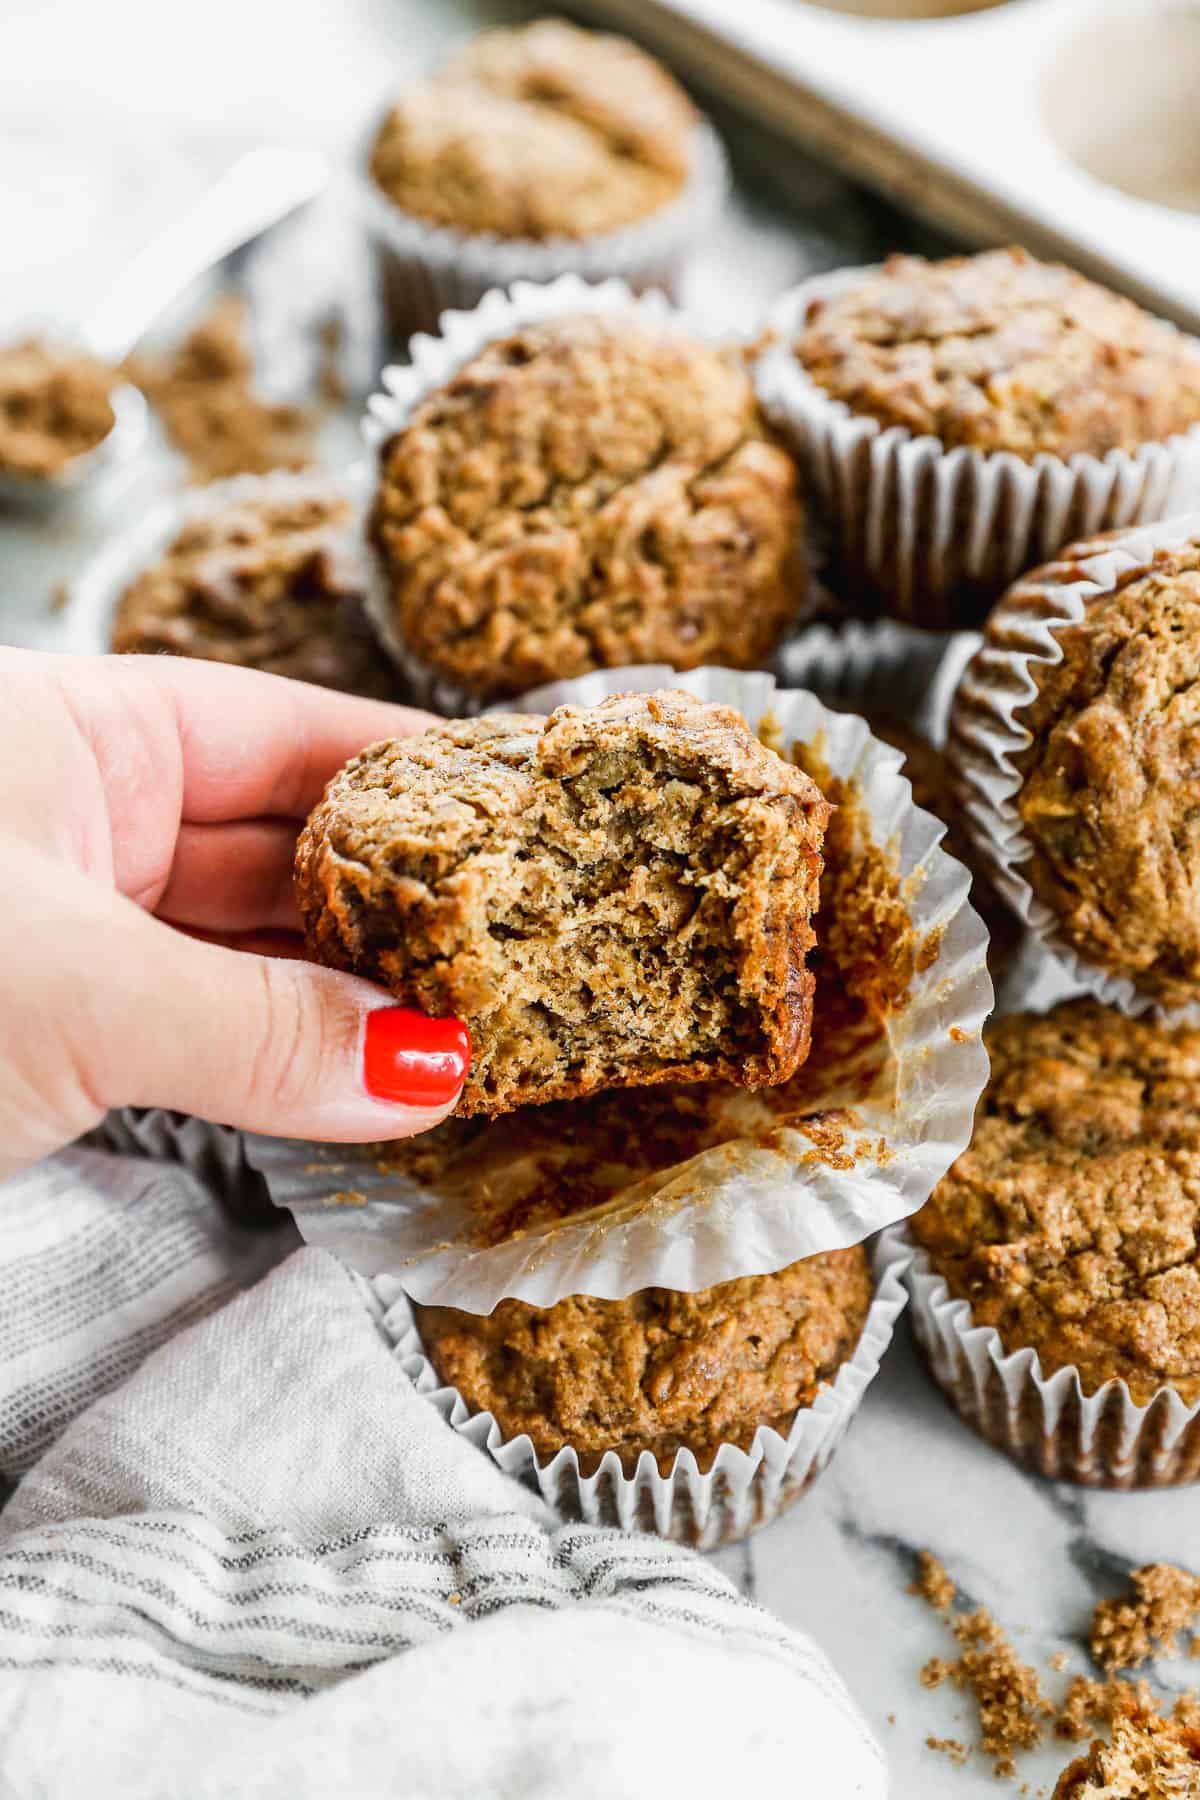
3;843;469;1166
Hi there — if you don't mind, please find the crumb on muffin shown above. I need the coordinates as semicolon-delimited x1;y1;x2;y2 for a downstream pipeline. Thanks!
415;1246;873;1474
1008;530;1200;1007
0;339;116;478
367;18;697;241
295;690;831;1117
913;998;1200;1404
111;483;396;699
793;248;1200;460
369;310;808;701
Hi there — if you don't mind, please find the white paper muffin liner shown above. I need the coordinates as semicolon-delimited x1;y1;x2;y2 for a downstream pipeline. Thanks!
772;620;976;745
92;1108;279;1228
755;267;1200;631
359;272;811;717
947;512;1200;1020
353;119;728;344
903;1228;1200;1489
245;662;991;1313
376;1229;910;1548
60;466;373;659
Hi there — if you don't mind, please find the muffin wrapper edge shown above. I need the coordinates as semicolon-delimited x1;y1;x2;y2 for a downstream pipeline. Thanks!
378;1229;910;1549
946;512;1200;1020
245;660;992;1313
353;120;728;345
754;268;1200;631
903;1228;1200;1488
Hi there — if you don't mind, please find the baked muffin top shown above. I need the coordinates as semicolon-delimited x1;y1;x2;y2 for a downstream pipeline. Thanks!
416;1246;872;1473
793;249;1200;459
367;18;697;240
111;485;397;700
370;311;806;701
1010;532;1200;1007
0;339;116;477
913;999;1200;1404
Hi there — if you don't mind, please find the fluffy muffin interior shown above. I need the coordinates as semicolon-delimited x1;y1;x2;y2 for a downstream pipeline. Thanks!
296;691;829;1117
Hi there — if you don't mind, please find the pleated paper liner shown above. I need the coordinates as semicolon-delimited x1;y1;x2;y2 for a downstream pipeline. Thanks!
903;1230;1200;1489
352;120;728;344
947;512;1200;1021
755;267;1200;631
377;1230;910;1549
245;663;991;1313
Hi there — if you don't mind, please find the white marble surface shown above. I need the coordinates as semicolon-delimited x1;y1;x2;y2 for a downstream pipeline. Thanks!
4;5;1199;1797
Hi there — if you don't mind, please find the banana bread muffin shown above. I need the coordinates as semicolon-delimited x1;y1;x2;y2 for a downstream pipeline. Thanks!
995;528;1200;1008
296;689;830;1117
415;1247;873;1474
369;311;808;703
0;339;116;477
912;999;1200;1404
794;249;1200;459
111;483;397;699
368;19;697;242
1054;1708;1200;1799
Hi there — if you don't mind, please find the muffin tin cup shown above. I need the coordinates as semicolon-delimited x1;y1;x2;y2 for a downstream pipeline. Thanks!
903;1230;1200;1489
946;512;1200;1021
60;466;371;659
379;1230;910;1549
754;267;1200;632
246;662;992;1313
353;120;728;346
359;270;806;717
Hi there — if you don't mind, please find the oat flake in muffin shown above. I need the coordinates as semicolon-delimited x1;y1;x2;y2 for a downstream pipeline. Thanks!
415;1247;873;1475
912;999;1200;1406
369;310;808;703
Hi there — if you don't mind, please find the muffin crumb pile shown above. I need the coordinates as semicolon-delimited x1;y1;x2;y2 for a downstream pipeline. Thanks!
1091;1565;1200;1674
0;339;116;477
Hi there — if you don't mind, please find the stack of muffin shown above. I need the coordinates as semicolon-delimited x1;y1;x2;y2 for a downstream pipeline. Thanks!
103;17;1200;1530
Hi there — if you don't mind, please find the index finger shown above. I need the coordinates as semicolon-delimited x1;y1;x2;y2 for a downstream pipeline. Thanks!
132;655;436;822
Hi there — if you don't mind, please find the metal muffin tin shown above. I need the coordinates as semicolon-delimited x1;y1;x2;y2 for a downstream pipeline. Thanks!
571;0;1200;331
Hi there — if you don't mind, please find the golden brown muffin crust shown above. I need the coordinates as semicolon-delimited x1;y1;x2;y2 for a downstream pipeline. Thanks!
367;18;697;240
370;311;807;701
1010;534;1200;1006
0;339;116;477
913;999;1200;1404
111;487;396;699
296;690;830;1117
1054;1709;1200;1799
416;1246;873;1474
794;248;1200;459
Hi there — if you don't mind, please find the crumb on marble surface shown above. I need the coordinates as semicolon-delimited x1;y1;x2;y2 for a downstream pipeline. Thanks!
1091;1564;1200;1673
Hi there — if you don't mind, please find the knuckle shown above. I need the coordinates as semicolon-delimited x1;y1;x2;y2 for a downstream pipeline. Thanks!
245;958;328;1118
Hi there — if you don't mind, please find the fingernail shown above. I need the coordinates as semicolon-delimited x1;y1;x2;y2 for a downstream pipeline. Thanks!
362;1007;471;1108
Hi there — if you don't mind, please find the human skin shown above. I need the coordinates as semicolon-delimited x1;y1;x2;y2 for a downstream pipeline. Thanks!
0;649;470;1178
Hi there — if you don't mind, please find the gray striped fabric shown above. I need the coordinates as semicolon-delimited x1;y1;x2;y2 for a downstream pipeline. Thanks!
0;1121;885;1798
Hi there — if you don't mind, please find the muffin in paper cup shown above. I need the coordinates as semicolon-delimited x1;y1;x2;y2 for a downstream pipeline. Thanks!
244;663;991;1314
353;113;727;346
377;1230;910;1549
904;1232;1200;1490
755;266;1200;633
59;465;392;700
947;513;1200;1018
360;273;814;716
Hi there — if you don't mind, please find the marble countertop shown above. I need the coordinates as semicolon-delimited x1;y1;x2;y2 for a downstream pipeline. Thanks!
4;4;1198;1795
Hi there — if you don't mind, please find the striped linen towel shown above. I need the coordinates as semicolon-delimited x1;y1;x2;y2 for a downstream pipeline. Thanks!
0;1115;885;1798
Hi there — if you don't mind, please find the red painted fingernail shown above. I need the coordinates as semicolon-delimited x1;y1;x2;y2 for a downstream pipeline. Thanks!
363;1008;471;1108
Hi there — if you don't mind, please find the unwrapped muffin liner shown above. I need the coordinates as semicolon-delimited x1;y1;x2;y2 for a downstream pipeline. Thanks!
947;512;1200;1019
245;662;992;1314
755;267;1200;631
353;120;728;344
359;272;786;717
91;1107;280;1229
60;466;372;659
376;1229;910;1548
903;1229;1200;1489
